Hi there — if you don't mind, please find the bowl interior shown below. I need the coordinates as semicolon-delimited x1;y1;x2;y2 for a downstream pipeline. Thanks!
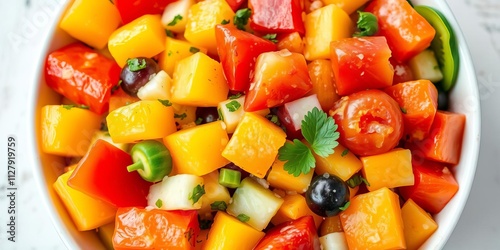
29;0;481;249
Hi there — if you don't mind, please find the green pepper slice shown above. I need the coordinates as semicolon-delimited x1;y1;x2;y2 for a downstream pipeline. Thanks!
127;140;172;182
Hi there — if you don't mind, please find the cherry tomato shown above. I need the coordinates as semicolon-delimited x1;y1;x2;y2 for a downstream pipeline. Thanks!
254;216;320;250
330;89;404;156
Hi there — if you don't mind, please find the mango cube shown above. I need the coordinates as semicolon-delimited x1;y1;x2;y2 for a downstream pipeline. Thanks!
401;199;438;250
158;37;208;76
267;159;314;194
222;113;287;178
171;52;229;107
314;144;362;181
361;148;414;191
323;0;371;15
271;194;323;228
163;121;230;176
199;171;231;219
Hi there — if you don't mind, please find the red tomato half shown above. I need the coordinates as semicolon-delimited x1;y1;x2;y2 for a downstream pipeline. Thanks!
114;0;176;24
330;89;403;156
254;216;321;250
248;0;305;35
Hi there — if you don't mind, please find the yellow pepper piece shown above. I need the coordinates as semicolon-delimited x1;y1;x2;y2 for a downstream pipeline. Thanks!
271;194;323;228
323;0;370;15
401;199;438;250
267;159;314;194
158;37;208;76
53;170;116;231
361;148;414;191
222;113;287;178
314;144;362;181
163;121;230;176
59;0;120;49
41;105;101;157
171;52;229;107
108;14;166;67
106;100;177;143
203;212;265;250
184;0;235;55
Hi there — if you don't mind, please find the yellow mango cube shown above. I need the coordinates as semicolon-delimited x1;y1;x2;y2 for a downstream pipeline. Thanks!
401;199;438;250
361;148;414;191
172;103;197;126
171;52;229;106
53;170;117;231
108;14;166;67
323;0;370;15
59;0;120;49
340;187;406;250
106;100;177;143
271;194;323;228
184;0;235;55
199;171;231;219
158;37;208;76
222;113;287;178
204;212;265;250
163;121;230;176
267;159;314;194
304;4;354;60
41;105;101;157
314;144;362;181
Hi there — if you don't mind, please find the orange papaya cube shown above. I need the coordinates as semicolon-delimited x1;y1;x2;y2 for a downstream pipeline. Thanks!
267;159;314;194
53;170;116;231
60;0;121;49
163;121;230;176
41;105;101;157
271;194;323;228
203;212;265;250
401;199;438;250
340;187;405;250
277;32;303;54
222;113;287;178
158;37;208;76
108;88;140;112
304;4;354;61
314;144;362;181
323;0;370;14
106;100;177;143
360;148;414;191
184;0;235;55
171;52;229;107
108;14;166;67
307;59;340;112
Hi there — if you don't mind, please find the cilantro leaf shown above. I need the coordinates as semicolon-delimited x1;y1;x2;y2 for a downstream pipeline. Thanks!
195;117;203;125
229;93;242;99
127;58;147;71
346;173;370;188
174;113;187;120
221;19;230;25
301;107;339;158
353;11;378;37
262;33;278;43
278;140;316;177
210;201;227;211
158;99;172;107
236;214;250;222
168;15;183;26
189;185;205;204
339;201;350;211
341;149;349;157
165;30;175;38
225;100;241;112
155;199;163;208
234;8;251;30
189;47;200;53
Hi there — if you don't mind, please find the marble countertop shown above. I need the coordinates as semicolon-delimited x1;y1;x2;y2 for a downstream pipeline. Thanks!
1;0;499;249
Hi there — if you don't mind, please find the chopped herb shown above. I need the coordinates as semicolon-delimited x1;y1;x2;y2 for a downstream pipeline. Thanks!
401;107;407;114
278;107;339;176
111;80;122;94
195;117;203;125
341;149;349;157
165;30;175;38
234;8;252;30
339;201;350;211
62;104;89;110
210;201;227;211
217;108;224;121
79;105;90;109
225;100;241;112
174;113;187;120
199;218;213;230
189;184;205;204
158;99;173;107
168;15;183;26
266;114;280;126
353;11;378;37
262;33;278;43
184;228;194;242
189;47;200;53
168;51;173;56
236;213;250;222
346;173;370;188
229;93;242;99
155;199;163;208
127;58;147;72
221;19;230;25
62;105;73;110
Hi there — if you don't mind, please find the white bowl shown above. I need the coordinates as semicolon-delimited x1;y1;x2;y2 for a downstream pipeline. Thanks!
28;0;481;249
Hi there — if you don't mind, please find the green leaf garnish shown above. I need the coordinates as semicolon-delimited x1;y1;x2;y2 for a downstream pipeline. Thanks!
346;173;370;188
278;140;316;177
339;201;350;211
189;47;200;53
62;104;89;110
221;19;230;25
155;199;163;208
341;149;349;157
217;108;224;121
353;11;378;37
210;201;227;211
225;100;241;112
189;185;205;204
168;15;183;26
262;33;278;43
234;8;252;31
127;58;147;72
236;213;250;222
195;117;203;125
165;30;175;38
158;99;173;107
229;93;242;99
174;113;187;120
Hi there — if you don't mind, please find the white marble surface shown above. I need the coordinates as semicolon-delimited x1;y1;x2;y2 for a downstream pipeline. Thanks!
0;0;499;249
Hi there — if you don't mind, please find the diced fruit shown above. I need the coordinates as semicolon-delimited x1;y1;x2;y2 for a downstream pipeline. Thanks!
304;4;354;60
254;216;321;250
109;88;140;112
171;52;229;107
53;170;116;231
195;229;209;250
307;59;340;112
271;194;323;228
106;100;177;143
409;49;444;83
157;37;208;76
277;32;303;53
340;187;405;250
204;212;265;250
172;104;197;126
319;232;349;250
391;58;415;85
89;130;128;153
314;144;362;181
161;0;195;34
147;174;205;210
108;14;166;67
113;0;175;24
136;70;173;101
222;113;286;178
199;171;231;219
322;0;370;15
226;177;284;231
249;0;305;35
41;105;101;157
267;159;314;194
97;222;115;250
277;94;322;133
306;174;350;217
401;199;438;250
163;121;230;176
319;215;343;236
218;95;270;134
361;148;414;191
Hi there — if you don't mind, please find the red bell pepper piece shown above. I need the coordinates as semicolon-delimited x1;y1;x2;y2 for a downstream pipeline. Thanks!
113;207;199;250
254;216;321;250
45;43;121;115
114;0;176;24
248;0;305;35
215;24;277;92
68;139;152;207
225;0;245;12
399;159;459;214
390;58;414;85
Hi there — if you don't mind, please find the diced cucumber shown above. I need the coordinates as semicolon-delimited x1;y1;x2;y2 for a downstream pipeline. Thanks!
147;174;204;210
409;49;443;83
226;177;284;231
137;70;172;100
319;232;349;250
414;5;459;91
